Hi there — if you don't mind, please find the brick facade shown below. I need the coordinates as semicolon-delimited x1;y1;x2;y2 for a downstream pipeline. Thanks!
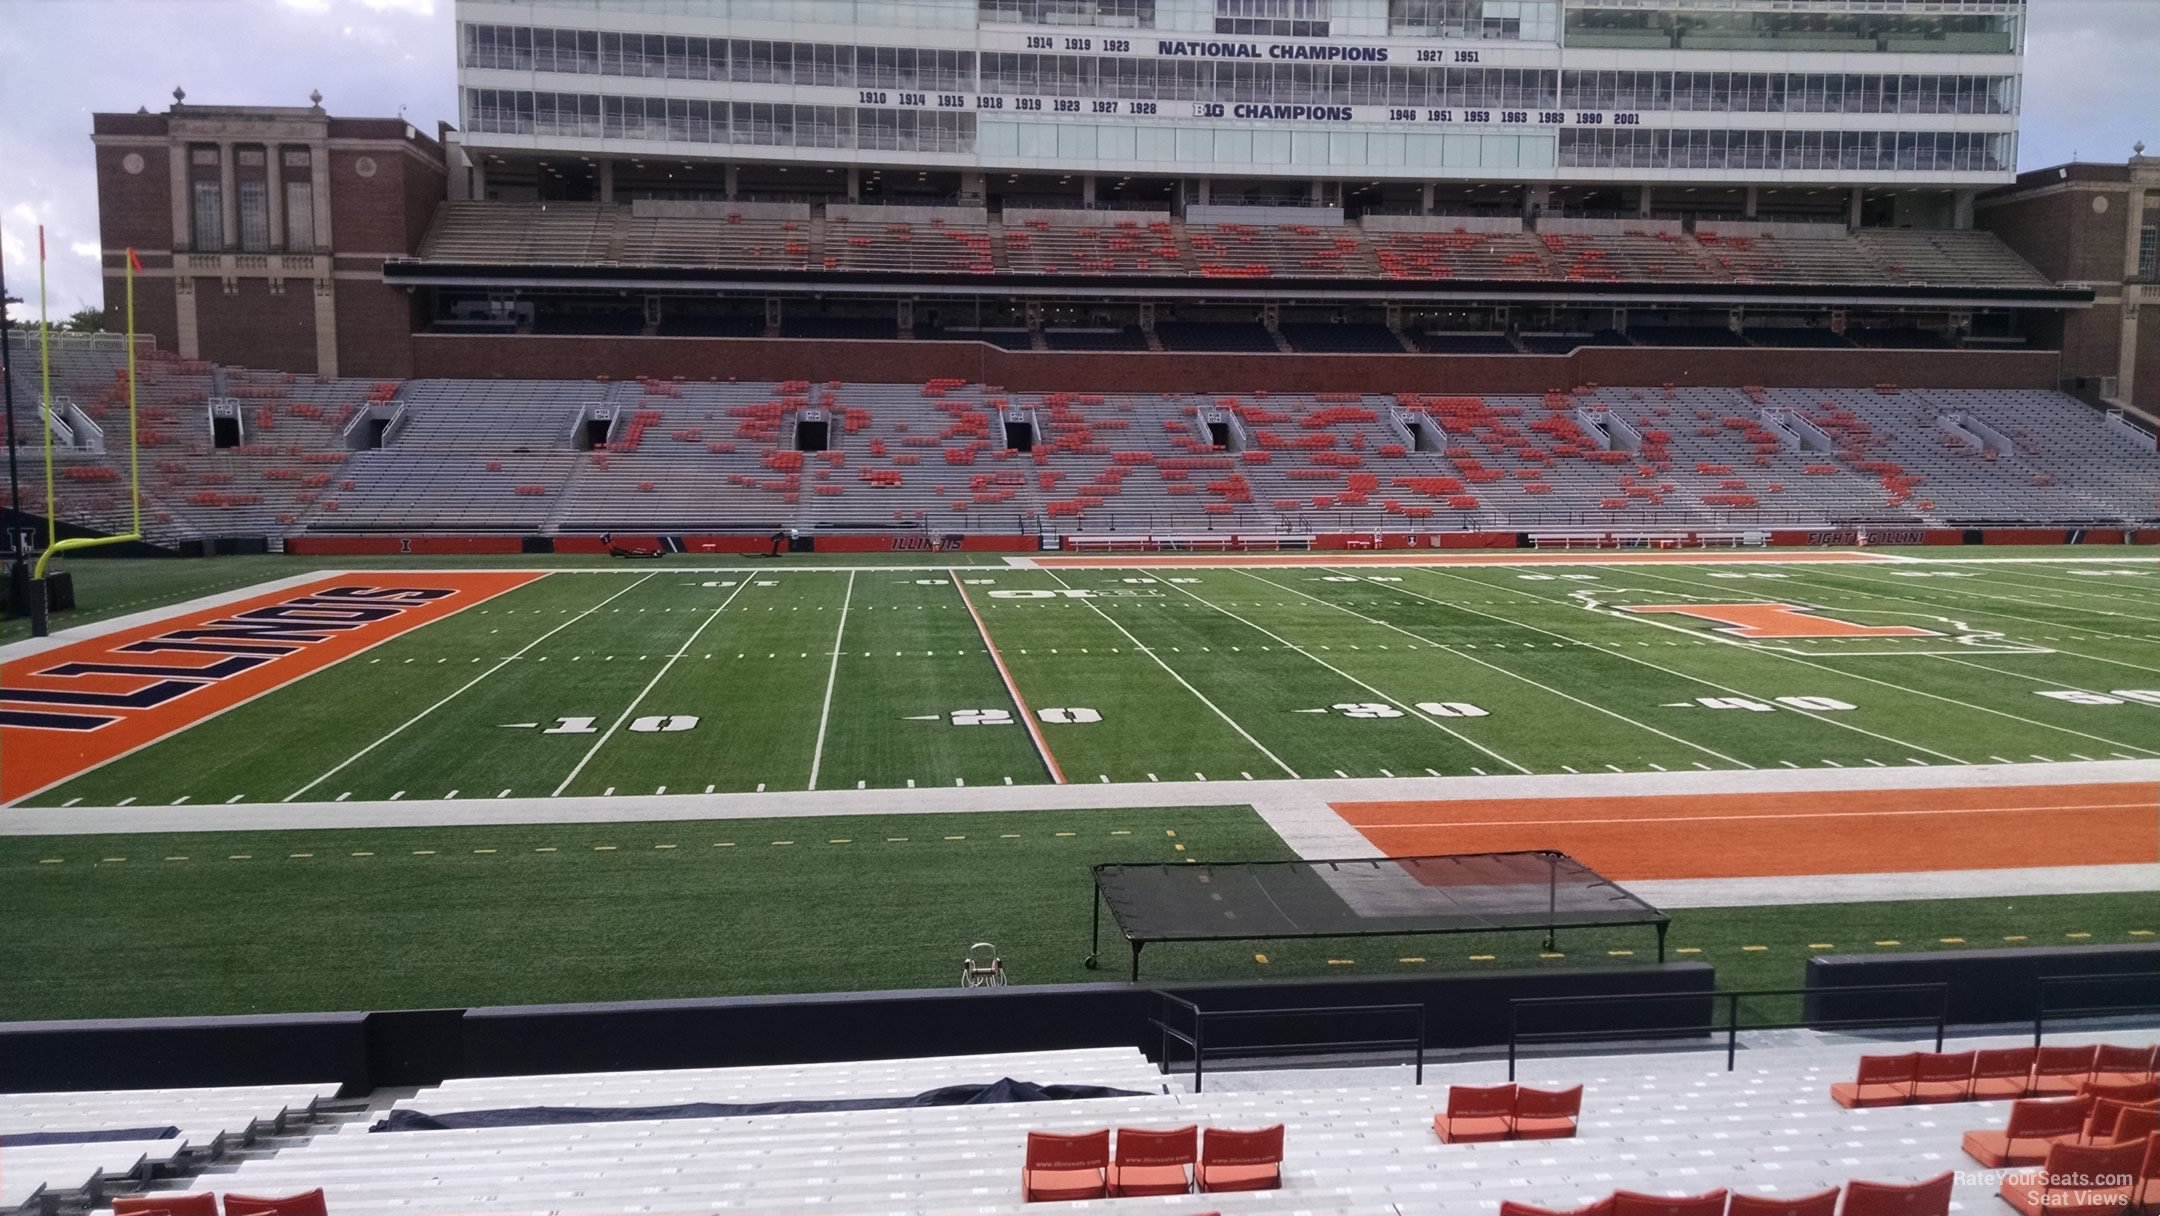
409;333;2063;395
1979;156;2159;413
91;100;444;379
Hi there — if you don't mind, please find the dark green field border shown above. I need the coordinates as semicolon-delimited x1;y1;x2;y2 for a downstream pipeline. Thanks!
3;805;2153;1022
11;546;2149;646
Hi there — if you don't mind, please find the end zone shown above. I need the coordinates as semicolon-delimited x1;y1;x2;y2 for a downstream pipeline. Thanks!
1;572;541;804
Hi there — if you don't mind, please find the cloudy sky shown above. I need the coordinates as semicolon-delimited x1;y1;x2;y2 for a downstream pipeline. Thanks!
2;0;2155;320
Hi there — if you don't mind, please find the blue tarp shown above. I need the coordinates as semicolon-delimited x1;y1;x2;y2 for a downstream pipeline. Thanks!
371;1077;1150;1133
0;1126;179;1147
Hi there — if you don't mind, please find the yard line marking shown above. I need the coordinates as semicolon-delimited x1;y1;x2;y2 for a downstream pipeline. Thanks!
284;573;660;802
1615;579;2160;757
1410;567;1972;764
1253;568;1749;767
1767;567;2160;678
950;572;1066;785
1932;651;2160;711
1172;575;1528;774
806;571;858;791
553;580;751;797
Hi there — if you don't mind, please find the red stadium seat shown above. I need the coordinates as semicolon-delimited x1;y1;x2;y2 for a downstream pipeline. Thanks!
1108;1125;1195;1197
1729;1189;1840;1216
1513;1085;1583;1139
1838;1172;1953;1216
2094;1045;2160;1086
115;1197;218;1216
1196;1124;1282;1193
1021;1129;1109;1202
1611;1189;1728;1216
1501;1200;1617;1216
1435;1083;1516;1142
223;1192;328;1216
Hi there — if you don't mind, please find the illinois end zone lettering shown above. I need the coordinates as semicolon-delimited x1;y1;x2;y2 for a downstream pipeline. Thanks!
0;572;540;803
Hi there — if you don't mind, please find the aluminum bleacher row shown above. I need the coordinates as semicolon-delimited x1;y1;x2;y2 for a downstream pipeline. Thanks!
65;1028;2159;1216
408;204;2053;290
20;369;2159;539
0;1081;337;1213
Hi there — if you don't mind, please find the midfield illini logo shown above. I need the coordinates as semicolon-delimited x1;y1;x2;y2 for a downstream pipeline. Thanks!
1618;602;1942;639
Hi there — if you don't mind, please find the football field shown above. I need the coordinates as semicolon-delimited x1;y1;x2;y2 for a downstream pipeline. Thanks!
10;550;2160;809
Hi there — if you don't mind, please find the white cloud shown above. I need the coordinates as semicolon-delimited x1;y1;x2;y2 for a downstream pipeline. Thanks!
70;241;101;261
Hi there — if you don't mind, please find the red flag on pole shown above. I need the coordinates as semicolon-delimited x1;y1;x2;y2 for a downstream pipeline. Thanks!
38;225;45;259
128;248;143;273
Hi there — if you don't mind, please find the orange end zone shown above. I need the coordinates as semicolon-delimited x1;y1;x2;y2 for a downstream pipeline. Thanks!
1;572;542;803
1331;784;2159;881
1033;550;1896;569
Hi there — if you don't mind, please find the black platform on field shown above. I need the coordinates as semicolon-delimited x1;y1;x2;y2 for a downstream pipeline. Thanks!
1090;850;1669;979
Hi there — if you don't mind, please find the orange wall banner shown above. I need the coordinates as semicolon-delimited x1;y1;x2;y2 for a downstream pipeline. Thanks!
1;572;541;803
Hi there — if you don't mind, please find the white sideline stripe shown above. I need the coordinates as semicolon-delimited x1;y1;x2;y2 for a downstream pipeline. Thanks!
551;578;752;797
14;759;2156;836
1373;800;2150;829
1413;566;1974;764
1163;576;1531;775
284;574;658;803
1619;565;2160;758
805;571;856;792
1634;862;2160;908
1041;569;1298;779
1249;569;1748;771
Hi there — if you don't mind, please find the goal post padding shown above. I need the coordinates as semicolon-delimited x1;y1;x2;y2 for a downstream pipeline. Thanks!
1091;851;1669;977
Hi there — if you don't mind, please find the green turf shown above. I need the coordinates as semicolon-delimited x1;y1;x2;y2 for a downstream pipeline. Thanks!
15;554;2160;804
3;810;2152;1021
0;807;1292;1020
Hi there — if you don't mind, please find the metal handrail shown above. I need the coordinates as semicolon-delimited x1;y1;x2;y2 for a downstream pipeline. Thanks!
2031;971;2160;1046
1506;983;1949;1079
1150;993;1425;1093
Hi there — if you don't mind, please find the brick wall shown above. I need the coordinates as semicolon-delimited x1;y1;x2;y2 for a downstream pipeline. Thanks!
328;149;429;256
194;279;319;375
408;334;2063;393
335;279;418;378
101;275;179;350
2138;308;2160;415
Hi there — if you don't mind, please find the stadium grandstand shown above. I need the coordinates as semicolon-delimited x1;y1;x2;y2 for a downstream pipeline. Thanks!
5;1;2160;1214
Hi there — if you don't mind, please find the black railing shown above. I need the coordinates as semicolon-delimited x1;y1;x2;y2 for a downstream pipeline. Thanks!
1151;993;1424;1093
1506;983;1948;1079
2031;970;2160;1046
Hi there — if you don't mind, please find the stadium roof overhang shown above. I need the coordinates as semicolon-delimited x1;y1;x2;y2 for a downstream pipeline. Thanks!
382;260;2095;311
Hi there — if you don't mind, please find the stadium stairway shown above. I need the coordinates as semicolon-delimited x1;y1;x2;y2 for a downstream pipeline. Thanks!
75;1027;2160;1216
1;1081;350;1215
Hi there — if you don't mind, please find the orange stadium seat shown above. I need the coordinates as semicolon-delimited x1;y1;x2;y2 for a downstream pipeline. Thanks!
1997;1141;2143;1216
1513;1085;1585;1139
1831;1053;1920;1107
1964;1096;2095;1168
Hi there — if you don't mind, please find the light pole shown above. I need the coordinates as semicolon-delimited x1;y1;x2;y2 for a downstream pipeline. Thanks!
1;239;27;619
